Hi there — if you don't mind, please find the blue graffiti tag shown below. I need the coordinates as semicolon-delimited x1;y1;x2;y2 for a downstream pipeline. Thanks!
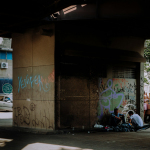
98;79;124;119
124;86;134;93
18;75;51;93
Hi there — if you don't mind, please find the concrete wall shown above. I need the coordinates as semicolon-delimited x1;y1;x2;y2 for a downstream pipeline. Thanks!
12;24;55;130
0;38;13;94
0;59;13;94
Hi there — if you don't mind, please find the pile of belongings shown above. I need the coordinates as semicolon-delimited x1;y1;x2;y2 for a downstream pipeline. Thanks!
112;123;135;132
112;123;150;132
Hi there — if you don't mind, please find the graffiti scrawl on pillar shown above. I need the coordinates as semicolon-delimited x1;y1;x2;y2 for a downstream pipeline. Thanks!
98;78;136;120
98;79;124;119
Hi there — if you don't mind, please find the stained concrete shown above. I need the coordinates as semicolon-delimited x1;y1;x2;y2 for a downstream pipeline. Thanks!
12;23;55;130
0;128;150;150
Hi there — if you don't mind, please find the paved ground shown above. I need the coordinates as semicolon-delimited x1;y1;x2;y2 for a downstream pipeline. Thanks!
0;128;150;150
0;112;12;126
0;112;12;119
0;113;150;150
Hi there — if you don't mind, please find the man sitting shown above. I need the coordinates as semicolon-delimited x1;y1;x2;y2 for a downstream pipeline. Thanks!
110;108;125;126
128;111;143;129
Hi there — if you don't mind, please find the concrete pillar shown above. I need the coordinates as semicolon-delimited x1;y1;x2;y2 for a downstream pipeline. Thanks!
12;24;55;130
140;63;144;120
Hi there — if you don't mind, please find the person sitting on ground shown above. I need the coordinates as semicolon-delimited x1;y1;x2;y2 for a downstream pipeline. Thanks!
128;111;143;129
110;108;125;126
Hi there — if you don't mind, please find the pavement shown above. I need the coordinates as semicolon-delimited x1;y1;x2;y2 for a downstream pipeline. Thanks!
0;113;150;150
0;112;12;126
0;112;12;119
0;127;150;150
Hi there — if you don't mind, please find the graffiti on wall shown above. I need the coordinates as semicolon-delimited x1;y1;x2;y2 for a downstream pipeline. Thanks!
17;70;54;93
0;78;13;94
98;79;124;119
98;78;136;121
2;83;13;94
14;102;53;129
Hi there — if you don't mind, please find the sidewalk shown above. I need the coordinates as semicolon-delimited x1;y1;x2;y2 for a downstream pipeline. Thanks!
0;112;12;119
0;112;13;127
0;127;150;150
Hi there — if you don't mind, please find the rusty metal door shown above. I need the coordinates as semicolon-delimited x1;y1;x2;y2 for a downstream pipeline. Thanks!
57;63;90;128
55;56;107;129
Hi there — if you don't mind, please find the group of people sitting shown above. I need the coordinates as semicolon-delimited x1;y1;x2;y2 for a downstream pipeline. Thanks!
110;108;143;129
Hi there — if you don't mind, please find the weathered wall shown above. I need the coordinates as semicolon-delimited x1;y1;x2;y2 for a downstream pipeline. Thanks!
12;24;55;130
0;59;12;79
0;38;13;94
56;22;145;128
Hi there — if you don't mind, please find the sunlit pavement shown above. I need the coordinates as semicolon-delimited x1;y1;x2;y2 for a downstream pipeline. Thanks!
0;112;12;126
0;112;12;119
0;128;150;150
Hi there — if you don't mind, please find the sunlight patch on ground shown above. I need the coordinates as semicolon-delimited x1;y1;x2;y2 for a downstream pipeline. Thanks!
0;112;12;119
0;138;13;147
22;143;93;150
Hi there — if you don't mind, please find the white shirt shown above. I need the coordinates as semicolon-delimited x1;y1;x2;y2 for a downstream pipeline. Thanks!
130;114;143;127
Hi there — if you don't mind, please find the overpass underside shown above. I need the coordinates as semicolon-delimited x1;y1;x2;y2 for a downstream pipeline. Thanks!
4;0;149;130
12;21;145;130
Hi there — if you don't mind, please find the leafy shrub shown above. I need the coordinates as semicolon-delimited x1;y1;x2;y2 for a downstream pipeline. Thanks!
144;77;149;84
147;67;150;72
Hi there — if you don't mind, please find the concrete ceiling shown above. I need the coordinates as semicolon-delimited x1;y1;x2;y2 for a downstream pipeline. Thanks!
0;0;93;37
1;0;150;38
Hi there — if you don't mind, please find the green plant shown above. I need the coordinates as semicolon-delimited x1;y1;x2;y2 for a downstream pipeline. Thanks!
147;67;150;72
144;77;149;84
144;63;149;67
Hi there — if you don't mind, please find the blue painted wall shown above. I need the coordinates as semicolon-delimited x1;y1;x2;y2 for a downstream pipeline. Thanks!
0;51;12;60
7;52;13;60
0;51;6;59
0;78;13;93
